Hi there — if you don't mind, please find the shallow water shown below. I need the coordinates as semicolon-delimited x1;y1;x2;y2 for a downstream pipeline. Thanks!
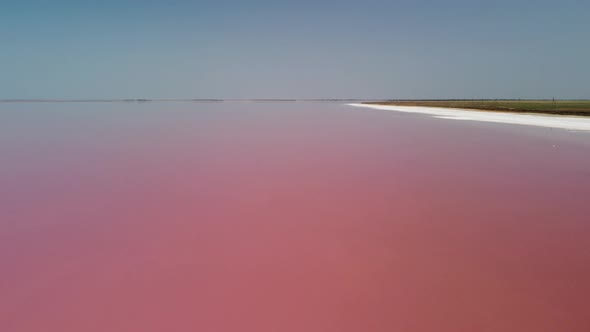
1;102;589;331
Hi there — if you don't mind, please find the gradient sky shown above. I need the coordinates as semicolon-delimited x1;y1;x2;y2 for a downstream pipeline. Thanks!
1;0;589;99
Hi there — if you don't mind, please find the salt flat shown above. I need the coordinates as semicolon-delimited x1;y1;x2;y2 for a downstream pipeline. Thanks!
349;103;590;132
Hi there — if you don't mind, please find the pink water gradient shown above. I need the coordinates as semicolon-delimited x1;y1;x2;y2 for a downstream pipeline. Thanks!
1;102;590;331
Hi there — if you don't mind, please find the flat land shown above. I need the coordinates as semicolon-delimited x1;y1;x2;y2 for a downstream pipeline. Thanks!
366;100;590;116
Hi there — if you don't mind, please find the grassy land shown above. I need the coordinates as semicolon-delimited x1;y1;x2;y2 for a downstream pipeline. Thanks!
366;100;590;116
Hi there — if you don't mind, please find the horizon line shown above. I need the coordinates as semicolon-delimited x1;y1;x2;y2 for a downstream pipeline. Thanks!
2;98;589;103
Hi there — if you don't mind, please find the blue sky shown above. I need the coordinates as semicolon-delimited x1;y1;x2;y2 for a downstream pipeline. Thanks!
1;0;589;99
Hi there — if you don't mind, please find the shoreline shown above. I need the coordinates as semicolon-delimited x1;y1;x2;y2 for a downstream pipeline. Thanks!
363;100;590;117
348;103;590;132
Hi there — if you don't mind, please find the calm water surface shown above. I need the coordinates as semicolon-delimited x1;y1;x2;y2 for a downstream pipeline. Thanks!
1;102;590;331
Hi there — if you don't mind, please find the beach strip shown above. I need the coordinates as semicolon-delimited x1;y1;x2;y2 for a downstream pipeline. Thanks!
348;103;590;132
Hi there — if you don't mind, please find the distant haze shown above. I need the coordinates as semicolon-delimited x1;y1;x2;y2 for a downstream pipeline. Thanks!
2;0;589;99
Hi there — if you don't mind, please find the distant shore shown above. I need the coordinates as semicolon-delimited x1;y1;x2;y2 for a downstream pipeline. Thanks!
0;98;372;103
364;100;590;117
3;99;589;116
350;102;590;131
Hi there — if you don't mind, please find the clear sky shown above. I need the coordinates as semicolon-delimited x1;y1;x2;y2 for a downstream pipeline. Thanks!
1;0;589;99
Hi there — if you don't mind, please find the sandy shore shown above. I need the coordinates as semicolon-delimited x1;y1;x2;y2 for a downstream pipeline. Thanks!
349;103;590;132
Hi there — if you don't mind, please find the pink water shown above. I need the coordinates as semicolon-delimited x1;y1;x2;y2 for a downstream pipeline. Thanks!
1;102;590;331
